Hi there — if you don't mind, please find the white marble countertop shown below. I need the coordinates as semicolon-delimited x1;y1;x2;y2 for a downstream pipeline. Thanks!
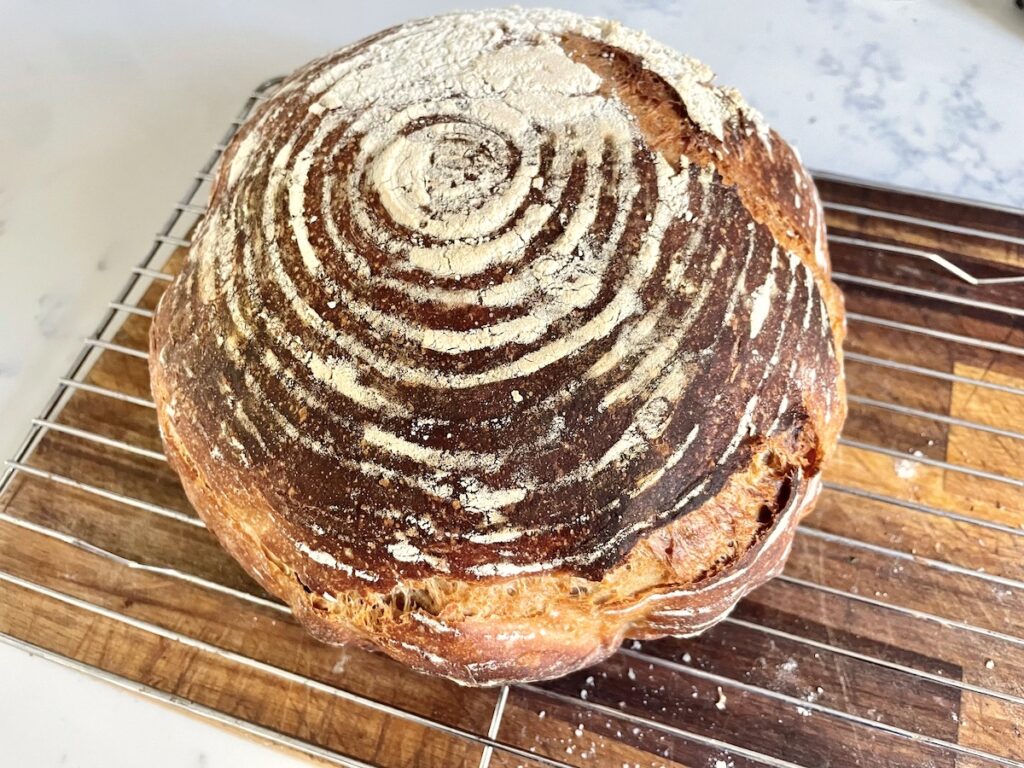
1;1;1021;765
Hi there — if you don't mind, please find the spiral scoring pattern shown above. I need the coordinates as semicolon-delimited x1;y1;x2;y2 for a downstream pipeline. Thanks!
155;9;840;588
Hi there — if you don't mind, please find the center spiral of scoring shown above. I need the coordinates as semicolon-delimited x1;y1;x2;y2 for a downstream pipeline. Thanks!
278;53;648;371
165;11;837;586
374;117;521;242
352;98;555;282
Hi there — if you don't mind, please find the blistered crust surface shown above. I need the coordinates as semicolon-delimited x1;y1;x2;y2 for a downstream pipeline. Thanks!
150;8;845;683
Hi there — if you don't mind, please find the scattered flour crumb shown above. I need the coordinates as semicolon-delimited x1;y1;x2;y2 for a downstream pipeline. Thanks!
715;686;727;711
894;457;919;479
511;389;524;403
796;684;821;716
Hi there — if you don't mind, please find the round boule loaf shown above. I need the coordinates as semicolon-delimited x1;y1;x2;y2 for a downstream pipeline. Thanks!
150;7;846;685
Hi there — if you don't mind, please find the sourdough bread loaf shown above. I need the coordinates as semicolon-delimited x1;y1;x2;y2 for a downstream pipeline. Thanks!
150;8;846;684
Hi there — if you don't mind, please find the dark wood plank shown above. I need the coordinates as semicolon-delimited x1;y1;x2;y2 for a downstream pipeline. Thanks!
538;653;960;768
0;518;501;736
0;578;484;768
817;176;1024;244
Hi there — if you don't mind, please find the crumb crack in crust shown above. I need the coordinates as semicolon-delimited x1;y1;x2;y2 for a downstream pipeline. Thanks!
150;8;846;684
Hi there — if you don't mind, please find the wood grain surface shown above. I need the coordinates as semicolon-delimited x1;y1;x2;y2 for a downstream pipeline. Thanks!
1;166;1022;768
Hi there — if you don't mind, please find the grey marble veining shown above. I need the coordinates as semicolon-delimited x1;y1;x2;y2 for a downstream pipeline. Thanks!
588;0;1024;205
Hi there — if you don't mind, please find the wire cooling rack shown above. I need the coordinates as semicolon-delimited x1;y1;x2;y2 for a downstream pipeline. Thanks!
2;79;1023;768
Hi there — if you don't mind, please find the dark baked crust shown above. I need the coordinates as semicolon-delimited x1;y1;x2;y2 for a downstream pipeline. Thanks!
150;9;846;684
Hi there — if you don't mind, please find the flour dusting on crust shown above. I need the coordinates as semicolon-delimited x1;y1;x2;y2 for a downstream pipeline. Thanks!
153;8;842;594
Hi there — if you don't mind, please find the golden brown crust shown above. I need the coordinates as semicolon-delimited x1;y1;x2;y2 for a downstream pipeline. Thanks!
157;393;823;683
150;9;846;684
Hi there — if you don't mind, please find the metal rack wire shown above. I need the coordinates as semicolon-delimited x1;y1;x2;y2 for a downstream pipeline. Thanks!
1;78;1023;768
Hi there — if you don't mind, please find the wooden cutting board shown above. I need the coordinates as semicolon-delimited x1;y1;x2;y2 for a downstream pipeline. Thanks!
1;85;1023;767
